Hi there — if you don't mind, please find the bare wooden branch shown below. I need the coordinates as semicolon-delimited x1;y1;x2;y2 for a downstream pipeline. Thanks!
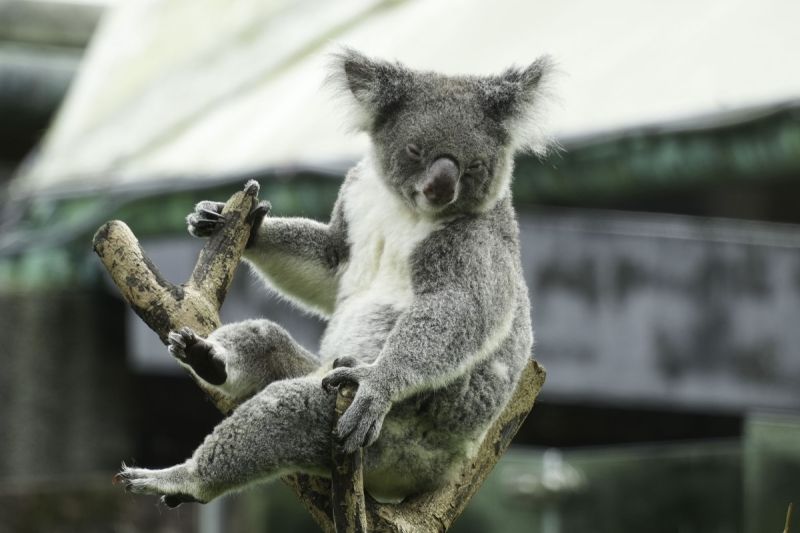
92;179;546;532
93;180;259;413
785;502;794;533
331;384;369;533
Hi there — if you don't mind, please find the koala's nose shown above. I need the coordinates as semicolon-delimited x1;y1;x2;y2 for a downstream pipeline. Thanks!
422;157;459;206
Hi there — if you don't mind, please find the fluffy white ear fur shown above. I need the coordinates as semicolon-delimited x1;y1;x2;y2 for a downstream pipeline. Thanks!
499;55;561;157
326;48;408;132
326;48;372;131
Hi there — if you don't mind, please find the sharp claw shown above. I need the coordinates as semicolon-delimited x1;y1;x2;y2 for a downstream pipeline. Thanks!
194;219;222;227
199;208;225;219
168;332;185;348
344;435;362;454
323;371;352;392
337;421;355;443
244;179;260;196
364;422;378;447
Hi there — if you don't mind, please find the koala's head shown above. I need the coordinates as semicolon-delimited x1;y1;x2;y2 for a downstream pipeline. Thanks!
331;49;555;217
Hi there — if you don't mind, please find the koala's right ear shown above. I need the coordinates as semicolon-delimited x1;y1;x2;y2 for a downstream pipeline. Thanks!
329;48;413;130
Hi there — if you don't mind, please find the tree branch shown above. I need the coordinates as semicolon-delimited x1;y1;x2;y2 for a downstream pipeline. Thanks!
92;179;545;532
93;180;258;413
331;385;368;533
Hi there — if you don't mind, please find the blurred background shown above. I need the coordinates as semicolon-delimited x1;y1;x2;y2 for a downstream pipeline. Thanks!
1;0;800;531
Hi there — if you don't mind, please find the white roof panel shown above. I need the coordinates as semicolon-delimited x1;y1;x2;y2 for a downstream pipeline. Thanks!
14;0;800;192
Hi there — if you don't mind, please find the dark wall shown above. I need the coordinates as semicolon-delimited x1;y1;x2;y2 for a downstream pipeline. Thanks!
0;290;131;478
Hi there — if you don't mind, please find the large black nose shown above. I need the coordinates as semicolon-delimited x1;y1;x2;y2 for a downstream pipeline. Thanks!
422;157;459;206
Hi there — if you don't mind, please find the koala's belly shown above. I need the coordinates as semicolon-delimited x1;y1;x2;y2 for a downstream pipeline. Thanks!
319;295;403;363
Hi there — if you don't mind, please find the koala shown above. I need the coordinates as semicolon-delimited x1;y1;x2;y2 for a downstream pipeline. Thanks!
115;49;554;507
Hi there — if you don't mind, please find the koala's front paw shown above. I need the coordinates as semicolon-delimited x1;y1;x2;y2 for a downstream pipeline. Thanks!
186;193;270;246
168;327;227;386
186;200;226;238
322;364;391;453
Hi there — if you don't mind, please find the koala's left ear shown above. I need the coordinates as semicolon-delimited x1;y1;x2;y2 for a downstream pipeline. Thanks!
329;48;413;131
483;56;558;156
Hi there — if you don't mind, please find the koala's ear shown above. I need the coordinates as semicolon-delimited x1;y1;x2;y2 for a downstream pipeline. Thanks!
483;56;558;156
329;48;412;130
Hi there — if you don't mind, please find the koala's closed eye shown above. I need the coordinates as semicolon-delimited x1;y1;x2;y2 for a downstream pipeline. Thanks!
405;144;423;161
465;160;487;174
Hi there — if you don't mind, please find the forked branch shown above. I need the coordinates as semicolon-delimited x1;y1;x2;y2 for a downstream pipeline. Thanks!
93;180;259;412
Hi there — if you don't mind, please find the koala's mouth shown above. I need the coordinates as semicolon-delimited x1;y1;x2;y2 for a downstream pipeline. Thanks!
411;185;460;216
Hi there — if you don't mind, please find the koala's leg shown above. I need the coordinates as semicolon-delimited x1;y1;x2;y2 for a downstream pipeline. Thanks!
116;376;334;506
168;319;319;402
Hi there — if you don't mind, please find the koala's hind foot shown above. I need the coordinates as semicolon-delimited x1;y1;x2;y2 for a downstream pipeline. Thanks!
114;463;207;508
168;320;320;402
168;327;227;386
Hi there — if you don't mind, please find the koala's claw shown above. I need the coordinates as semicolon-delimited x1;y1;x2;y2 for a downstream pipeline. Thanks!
244;179;260;196
337;391;390;453
321;366;355;392
199;207;225;219
322;365;392;453
187;200;226;238
167;326;199;361
113;466;160;496
186;192;269;245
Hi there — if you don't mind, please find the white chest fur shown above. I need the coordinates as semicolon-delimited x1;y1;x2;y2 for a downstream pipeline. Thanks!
319;159;440;361
339;159;440;305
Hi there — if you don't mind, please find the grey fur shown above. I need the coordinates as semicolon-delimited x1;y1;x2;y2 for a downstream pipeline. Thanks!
118;49;552;506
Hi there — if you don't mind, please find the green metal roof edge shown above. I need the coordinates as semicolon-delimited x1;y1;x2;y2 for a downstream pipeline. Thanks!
0;172;342;290
514;102;800;204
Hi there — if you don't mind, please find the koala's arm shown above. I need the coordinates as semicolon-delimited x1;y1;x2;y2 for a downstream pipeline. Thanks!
375;222;519;401
244;199;348;317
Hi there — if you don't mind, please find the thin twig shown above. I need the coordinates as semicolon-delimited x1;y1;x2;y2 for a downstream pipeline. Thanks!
785;502;794;533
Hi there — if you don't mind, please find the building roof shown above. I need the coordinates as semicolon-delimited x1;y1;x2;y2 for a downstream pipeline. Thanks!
12;0;800;194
